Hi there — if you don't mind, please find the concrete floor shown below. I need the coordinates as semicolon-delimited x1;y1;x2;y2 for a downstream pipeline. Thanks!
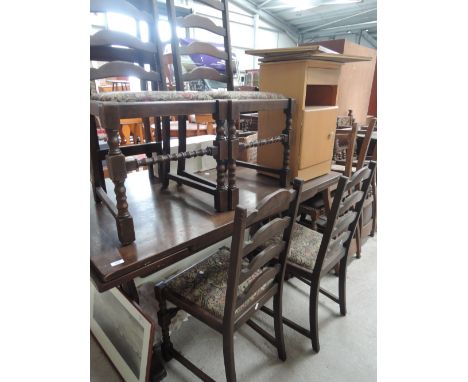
91;236;376;382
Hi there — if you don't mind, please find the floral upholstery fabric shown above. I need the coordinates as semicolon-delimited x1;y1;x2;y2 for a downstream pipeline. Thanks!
205;90;286;100
267;223;323;271
91;90;287;103
91;90;213;102
165;247;274;319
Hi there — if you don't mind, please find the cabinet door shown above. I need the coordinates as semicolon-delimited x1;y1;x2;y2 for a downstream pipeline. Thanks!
299;107;338;169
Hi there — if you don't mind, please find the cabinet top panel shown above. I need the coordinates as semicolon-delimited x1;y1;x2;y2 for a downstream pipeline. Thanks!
245;46;372;64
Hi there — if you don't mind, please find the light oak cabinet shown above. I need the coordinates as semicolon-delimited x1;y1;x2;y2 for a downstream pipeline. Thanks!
255;54;370;181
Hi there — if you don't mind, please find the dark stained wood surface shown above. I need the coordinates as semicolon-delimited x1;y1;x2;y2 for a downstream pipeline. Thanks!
91;167;340;292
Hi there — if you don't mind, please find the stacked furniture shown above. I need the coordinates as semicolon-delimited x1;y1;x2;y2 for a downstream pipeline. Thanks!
302;39;377;125
245;46;372;181
91;0;295;246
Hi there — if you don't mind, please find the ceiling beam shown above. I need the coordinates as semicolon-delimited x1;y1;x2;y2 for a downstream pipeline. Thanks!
230;0;300;43
361;30;377;48
285;4;376;25
301;20;376;36
299;8;376;33
258;0;275;7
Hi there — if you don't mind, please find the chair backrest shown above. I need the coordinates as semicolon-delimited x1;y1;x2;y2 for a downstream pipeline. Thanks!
166;0;235;91
223;178;304;324
90;0;166;91
313;162;376;276
356;118;376;170
334;123;358;177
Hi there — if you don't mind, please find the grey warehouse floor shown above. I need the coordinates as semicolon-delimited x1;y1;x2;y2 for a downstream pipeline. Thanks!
91;236;376;382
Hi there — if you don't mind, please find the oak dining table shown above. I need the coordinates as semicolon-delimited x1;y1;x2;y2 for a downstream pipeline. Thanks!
90;166;341;295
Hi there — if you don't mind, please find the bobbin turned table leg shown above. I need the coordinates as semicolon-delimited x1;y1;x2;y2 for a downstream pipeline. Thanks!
280;98;293;187
227;100;239;210
103;110;135;245
90;114;106;202
213;100;228;212
161;116;171;189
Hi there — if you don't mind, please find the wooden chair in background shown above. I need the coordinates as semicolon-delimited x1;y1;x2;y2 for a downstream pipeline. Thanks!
90;0;167;197
155;179;304;382
165;0;236;184
262;162;376;353
333;118;377;246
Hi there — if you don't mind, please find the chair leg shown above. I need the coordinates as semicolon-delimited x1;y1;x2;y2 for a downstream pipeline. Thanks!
355;223;362;259
154;287;173;361
338;256;348;316
309;280;320;353
223;332;237;382
371;182;377;237
273;293;286;361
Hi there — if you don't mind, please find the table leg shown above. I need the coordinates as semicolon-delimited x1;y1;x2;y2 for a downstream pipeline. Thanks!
214;101;228;212
280;98;292;187
103;110;135;245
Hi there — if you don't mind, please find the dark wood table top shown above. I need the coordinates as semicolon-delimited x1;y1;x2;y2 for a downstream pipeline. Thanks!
91;167;341;292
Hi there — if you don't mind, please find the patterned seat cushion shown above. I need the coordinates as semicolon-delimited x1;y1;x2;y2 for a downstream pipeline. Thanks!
91;90;214;102
206;90;287;100
165;247;273;320
91;90;286;103
266;223;323;271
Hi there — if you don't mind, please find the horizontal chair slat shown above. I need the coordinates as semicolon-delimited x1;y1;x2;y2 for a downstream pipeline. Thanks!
90;29;157;52
345;166;372;192
182;67;228;83
327;230;351;257
90;61;160;81
239;241;286;284
177;14;226;36
179;41;228;60
236;265;280;308
332;211;357;238
243;217;290;255
245;189;295;226
339;190;364;214
90;0;154;23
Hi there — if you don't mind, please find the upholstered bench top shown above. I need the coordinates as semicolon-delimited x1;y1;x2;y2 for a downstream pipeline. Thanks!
91;90;286;103
165;246;273;319
206;90;286;100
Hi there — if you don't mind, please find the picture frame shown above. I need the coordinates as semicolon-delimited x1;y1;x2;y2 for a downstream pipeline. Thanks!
91;283;155;382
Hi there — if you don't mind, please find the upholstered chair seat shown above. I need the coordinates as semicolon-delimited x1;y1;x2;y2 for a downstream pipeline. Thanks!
165;247;273;320
91;90;286;103
268;223;338;271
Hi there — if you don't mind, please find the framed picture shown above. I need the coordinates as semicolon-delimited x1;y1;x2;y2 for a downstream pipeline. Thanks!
91;283;155;382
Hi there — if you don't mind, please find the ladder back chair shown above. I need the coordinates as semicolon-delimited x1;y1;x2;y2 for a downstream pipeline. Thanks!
155;178;304;382
163;0;293;205
332;118;377;250
165;0;234;188
262;162;376;353
90;0;168;199
167;0;235;91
